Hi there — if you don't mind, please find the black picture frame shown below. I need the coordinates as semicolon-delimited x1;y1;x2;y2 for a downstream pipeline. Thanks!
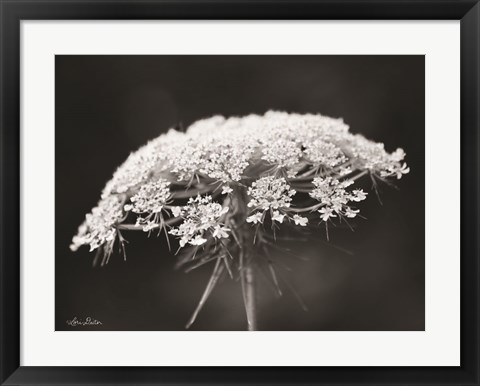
1;1;478;385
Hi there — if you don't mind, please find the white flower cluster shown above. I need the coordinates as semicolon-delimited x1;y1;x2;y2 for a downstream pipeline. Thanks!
70;195;124;253
310;177;367;221
168;195;230;247
71;111;409;257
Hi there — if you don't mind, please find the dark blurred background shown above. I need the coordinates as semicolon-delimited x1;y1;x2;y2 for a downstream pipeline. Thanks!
55;55;424;331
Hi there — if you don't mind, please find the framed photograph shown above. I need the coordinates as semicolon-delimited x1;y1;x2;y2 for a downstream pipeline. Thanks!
1;0;478;385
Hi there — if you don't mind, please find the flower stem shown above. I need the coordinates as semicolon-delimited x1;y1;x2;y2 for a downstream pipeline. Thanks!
244;260;258;331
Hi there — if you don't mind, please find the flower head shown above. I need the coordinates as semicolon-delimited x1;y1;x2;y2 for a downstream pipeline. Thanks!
72;111;407;257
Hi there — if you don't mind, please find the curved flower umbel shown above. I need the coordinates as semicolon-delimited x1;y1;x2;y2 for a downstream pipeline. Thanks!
71;111;409;330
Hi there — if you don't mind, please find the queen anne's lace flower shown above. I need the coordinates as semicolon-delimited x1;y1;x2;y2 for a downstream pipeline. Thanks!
168;195;230;248
72;111;407;260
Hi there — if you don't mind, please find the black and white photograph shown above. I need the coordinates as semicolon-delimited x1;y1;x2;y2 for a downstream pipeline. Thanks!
55;55;425;331
3;0;479;383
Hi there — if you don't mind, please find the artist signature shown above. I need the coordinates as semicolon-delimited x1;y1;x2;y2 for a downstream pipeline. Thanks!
66;317;103;327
